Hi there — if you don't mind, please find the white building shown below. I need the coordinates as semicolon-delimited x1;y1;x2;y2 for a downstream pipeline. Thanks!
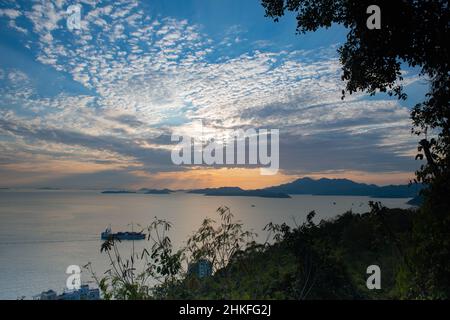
35;285;100;300
38;290;57;300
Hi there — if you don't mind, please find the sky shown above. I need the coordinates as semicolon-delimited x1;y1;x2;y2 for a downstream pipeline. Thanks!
0;0;429;189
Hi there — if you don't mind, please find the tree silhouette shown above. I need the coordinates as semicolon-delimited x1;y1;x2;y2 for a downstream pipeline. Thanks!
261;0;450;298
261;0;448;182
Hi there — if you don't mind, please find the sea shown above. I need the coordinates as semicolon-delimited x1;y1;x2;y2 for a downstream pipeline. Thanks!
0;190;413;299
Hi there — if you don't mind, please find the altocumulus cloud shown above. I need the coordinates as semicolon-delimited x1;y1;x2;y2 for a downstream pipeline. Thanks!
0;0;423;187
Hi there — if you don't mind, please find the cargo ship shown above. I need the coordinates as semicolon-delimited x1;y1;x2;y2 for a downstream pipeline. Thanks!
101;226;146;240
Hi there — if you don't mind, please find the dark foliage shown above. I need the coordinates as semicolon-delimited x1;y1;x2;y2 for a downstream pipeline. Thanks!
160;204;419;300
261;0;450;298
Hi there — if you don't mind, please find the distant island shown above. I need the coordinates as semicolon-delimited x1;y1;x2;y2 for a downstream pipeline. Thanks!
138;188;172;194
188;177;422;199
101;177;422;199
101;190;136;194
188;187;291;198
407;194;424;206
102;188;172;195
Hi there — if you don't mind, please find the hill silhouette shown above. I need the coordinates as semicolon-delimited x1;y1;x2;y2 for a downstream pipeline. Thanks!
263;177;422;198
189;177;422;198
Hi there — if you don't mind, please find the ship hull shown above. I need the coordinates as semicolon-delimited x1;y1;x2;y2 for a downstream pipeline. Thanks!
101;232;146;240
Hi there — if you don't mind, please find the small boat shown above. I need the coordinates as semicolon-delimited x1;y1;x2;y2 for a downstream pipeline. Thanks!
101;226;146;240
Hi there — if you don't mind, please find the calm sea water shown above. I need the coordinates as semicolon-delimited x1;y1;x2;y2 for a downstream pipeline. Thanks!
0;190;413;299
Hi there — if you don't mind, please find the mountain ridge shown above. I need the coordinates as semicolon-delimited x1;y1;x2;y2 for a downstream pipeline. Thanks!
188;177;422;198
100;177;422;199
